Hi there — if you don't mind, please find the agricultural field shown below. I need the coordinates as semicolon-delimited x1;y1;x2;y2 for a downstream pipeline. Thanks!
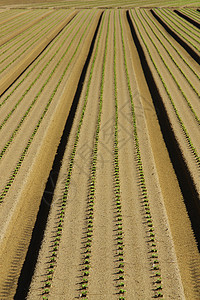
0;1;200;300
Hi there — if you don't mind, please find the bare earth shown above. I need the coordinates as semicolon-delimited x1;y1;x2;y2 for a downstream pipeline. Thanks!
0;3;200;300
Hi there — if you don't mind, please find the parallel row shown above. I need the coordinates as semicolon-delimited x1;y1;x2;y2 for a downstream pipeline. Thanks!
130;9;200;203
118;10;163;298
180;8;200;21
0;9;101;300
0;10;75;127
142;9;200;123
26;10;108;300
0;9;60;64
0;9;42;37
0;9;23;21
7;0;200;8
0;11;92;204
0;9;71;80
26;9;183;300
178;8;200;24
153;8;200;54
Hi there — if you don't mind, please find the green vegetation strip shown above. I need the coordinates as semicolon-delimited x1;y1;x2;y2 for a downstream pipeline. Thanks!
143;9;200;81
78;12;109;299
164;8;200;35
0;10;75;108
0;12;87;158
155;9;200;52
120;10;164;298
0;11;95;204
132;9;200;166
139;9;200;124
0;12;82;130
0;9;62;63
0;10;69;75
41;11;106;300
181;8;200;22
0;10;41;37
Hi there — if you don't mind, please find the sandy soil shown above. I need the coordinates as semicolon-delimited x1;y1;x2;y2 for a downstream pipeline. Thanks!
153;8;200;56
0;10;77;93
0;9;101;299
27;9;197;300
0;10;28;25
0;6;199;300
130;8;200;299
0;10;52;46
134;8;200;196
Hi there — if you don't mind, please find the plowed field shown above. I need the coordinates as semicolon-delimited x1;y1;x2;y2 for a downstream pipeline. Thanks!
0;2;199;300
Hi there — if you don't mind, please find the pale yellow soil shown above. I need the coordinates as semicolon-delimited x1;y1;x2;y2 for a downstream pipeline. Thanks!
134;8;200;198
0;9;101;299
153;9;200;58
0;10;53;46
0;10;28;25
0;10;76;93
28;9;197;300
130;8;200;299
0;6;199;300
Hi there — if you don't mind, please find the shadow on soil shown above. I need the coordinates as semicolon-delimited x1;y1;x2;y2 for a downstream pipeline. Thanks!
174;9;200;29
126;10;200;252
151;9;200;65
14;12;103;300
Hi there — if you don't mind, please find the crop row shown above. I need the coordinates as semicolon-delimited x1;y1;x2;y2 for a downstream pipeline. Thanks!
0;12;86;159
0;9;42;37
139;9;200;125
0;11;52;51
179;8;200;22
121;11;163;298
0;9;22;21
0;10;34;33
0;9;62;65
143;10;200;82
0;11;83;132
112;12;126;300
0;11;95;204
0;10;78;108
163;8;200;36
154;9;200;53
40;11;101;300
0;10;69;76
78;12;109;299
131;9;200;166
